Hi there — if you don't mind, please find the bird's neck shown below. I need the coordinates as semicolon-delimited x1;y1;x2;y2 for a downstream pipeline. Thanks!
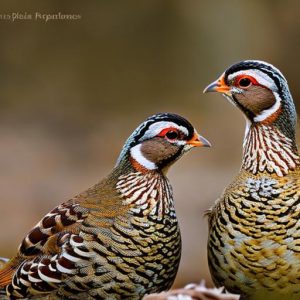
115;154;161;175
242;122;300;177
112;158;174;219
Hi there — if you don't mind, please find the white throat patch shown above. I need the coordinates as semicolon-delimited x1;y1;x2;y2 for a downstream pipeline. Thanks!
130;144;157;170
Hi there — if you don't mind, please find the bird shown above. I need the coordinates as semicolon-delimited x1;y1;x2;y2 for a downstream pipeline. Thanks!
0;113;210;300
203;60;300;300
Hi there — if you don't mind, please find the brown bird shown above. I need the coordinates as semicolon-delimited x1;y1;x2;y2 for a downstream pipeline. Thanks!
0;113;210;299
204;60;300;300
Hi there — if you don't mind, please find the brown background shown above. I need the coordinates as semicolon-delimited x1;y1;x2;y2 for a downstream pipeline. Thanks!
0;0;299;288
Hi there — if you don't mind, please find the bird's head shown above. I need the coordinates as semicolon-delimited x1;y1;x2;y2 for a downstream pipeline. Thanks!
116;113;210;173
204;60;296;138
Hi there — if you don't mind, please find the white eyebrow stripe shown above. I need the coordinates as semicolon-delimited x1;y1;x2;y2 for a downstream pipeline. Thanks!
228;69;277;90
244;60;286;79
142;121;189;141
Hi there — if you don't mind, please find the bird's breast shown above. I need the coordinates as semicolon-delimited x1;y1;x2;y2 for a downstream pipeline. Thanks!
208;172;300;296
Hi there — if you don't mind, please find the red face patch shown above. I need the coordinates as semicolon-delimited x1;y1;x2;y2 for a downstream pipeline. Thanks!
158;128;182;141
235;75;259;89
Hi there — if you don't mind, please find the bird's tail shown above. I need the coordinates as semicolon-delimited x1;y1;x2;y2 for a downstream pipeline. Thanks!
0;257;13;287
0;257;9;269
0;257;10;298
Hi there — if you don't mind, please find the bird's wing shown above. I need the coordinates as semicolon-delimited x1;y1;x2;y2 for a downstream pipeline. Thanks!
0;177;127;298
0;199;90;290
4;231;94;298
19;199;88;256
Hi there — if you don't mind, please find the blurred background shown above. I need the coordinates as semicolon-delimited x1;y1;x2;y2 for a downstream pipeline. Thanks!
0;0;299;288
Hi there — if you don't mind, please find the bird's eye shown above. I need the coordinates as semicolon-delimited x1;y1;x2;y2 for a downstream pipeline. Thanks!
158;128;182;140
165;130;178;140
238;77;252;88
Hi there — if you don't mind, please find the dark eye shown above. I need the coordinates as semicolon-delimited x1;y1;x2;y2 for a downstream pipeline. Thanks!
165;130;178;140
238;77;252;88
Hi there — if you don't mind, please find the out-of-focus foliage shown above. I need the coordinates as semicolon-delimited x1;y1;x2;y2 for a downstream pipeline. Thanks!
0;0;299;288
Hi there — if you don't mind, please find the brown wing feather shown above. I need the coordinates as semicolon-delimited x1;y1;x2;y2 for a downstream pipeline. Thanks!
0;178;124;297
0;199;89;289
5;232;94;298
19;200;88;257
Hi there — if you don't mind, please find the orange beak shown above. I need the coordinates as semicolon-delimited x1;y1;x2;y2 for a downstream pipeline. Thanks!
203;73;230;94
187;131;211;147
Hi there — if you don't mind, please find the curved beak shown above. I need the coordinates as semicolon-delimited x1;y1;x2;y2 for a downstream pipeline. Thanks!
187;131;211;148
203;74;230;94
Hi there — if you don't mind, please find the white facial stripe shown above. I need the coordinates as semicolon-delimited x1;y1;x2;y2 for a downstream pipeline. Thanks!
228;69;277;91
244;60;286;80
130;144;157;170
254;92;281;122
141;121;189;141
